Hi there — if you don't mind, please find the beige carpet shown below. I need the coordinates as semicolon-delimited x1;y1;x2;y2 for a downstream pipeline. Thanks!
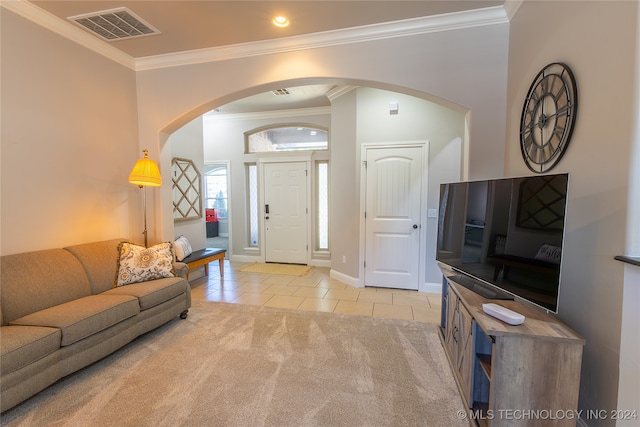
239;262;314;276
1;301;467;427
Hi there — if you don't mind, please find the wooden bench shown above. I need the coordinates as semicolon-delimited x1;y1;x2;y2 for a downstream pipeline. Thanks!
181;248;226;279
488;254;559;281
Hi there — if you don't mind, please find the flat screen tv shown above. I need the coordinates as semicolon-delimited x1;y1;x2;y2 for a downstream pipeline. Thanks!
436;173;569;312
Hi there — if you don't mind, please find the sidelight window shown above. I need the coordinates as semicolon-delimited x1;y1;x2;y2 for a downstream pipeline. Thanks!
317;161;329;250
247;163;259;247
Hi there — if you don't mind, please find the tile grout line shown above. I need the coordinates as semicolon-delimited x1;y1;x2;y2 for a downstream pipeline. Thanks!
190;264;442;323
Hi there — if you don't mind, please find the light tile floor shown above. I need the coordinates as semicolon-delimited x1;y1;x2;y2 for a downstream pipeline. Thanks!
189;260;443;323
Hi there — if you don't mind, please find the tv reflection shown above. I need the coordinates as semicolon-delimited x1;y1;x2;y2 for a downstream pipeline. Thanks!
437;174;568;312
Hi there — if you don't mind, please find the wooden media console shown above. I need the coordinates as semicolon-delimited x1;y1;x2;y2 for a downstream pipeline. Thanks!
440;273;585;427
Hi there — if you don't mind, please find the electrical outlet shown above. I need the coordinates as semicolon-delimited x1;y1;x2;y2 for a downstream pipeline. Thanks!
342;255;347;264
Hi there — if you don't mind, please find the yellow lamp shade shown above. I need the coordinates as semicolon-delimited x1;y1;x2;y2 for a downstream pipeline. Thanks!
129;149;162;186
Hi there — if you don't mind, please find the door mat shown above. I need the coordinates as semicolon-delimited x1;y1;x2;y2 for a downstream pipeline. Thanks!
239;263;313;276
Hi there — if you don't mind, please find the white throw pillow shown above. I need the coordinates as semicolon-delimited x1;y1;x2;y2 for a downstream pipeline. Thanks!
174;235;193;261
115;242;175;287
534;244;562;264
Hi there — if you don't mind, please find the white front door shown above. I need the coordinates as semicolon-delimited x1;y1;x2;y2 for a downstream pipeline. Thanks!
364;146;424;290
264;162;308;264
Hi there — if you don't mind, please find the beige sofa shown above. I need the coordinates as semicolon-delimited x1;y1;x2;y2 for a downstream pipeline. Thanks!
0;239;191;413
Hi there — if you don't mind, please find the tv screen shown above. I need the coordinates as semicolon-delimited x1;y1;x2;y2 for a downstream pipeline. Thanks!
436;173;569;312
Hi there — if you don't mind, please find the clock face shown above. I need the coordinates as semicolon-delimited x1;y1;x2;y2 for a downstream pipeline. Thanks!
520;62;578;173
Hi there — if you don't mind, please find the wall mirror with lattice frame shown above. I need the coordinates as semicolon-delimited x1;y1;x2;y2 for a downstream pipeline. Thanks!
516;174;568;231
172;157;202;221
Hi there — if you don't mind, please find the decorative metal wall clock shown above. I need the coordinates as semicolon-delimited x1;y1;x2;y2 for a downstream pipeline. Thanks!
520;62;578;173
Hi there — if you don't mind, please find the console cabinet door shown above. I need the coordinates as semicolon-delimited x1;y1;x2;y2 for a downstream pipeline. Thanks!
444;289;458;355
444;287;474;406
456;302;474;405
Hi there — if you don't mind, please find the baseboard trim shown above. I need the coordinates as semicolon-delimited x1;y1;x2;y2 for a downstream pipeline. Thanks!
229;254;262;263
326;273;443;294
421;282;442;294
309;259;331;268
329;269;361;287
225;260;442;295
230;255;331;269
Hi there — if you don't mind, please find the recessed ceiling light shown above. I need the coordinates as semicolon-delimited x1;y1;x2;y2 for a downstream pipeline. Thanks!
272;16;290;28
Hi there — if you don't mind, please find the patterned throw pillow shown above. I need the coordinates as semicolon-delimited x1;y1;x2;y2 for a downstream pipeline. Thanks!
115;242;175;287
174;235;193;261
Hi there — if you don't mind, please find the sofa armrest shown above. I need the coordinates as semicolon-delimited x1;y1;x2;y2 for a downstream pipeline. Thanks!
173;262;188;279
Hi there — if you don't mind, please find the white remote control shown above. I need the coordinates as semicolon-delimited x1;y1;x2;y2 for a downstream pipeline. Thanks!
482;303;525;325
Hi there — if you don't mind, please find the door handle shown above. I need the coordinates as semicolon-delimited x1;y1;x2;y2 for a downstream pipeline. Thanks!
265;204;270;214
413;224;419;229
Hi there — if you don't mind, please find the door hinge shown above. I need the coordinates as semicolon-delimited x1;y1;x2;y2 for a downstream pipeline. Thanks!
305;169;308;176
363;161;367;168
364;260;366;268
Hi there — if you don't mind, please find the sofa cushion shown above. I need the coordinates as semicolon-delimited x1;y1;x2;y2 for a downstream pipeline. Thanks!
1;249;92;325
65;239;125;295
0;325;61;375
115;242;175;287
103;277;188;311
9;295;139;346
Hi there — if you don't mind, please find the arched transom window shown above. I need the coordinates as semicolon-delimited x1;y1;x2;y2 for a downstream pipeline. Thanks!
246;125;328;153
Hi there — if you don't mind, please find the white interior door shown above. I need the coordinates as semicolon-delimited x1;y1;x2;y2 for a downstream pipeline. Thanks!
364;146;424;290
264;162;308;264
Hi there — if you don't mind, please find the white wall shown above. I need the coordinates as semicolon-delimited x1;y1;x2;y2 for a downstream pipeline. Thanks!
617;4;640;424
4;2;637;422
196;89;471;285
170;117;206;251
202;110;330;260
1;10;140;254
132;22;510;248
329;90;360;278
326;88;466;286
353;88;466;287
506;2;638;424
617;265;640;427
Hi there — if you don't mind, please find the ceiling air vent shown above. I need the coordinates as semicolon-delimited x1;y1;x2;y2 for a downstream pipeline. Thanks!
68;7;160;41
272;89;291;96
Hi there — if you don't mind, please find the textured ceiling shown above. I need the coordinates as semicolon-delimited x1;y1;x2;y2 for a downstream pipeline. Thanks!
30;1;503;58
26;1;504;113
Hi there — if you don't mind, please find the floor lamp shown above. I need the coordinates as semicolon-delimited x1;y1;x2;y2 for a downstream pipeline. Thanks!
129;149;162;247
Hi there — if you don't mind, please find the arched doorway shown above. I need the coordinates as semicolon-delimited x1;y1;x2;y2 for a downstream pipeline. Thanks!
164;80;468;292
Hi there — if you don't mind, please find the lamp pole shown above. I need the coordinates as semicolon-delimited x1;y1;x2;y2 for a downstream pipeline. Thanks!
140;184;148;248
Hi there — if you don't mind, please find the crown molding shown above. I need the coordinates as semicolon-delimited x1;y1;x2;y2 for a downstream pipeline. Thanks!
203;106;331;122
326;86;357;102
2;0;136;70
4;0;508;73
503;0;524;21
136;6;508;71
